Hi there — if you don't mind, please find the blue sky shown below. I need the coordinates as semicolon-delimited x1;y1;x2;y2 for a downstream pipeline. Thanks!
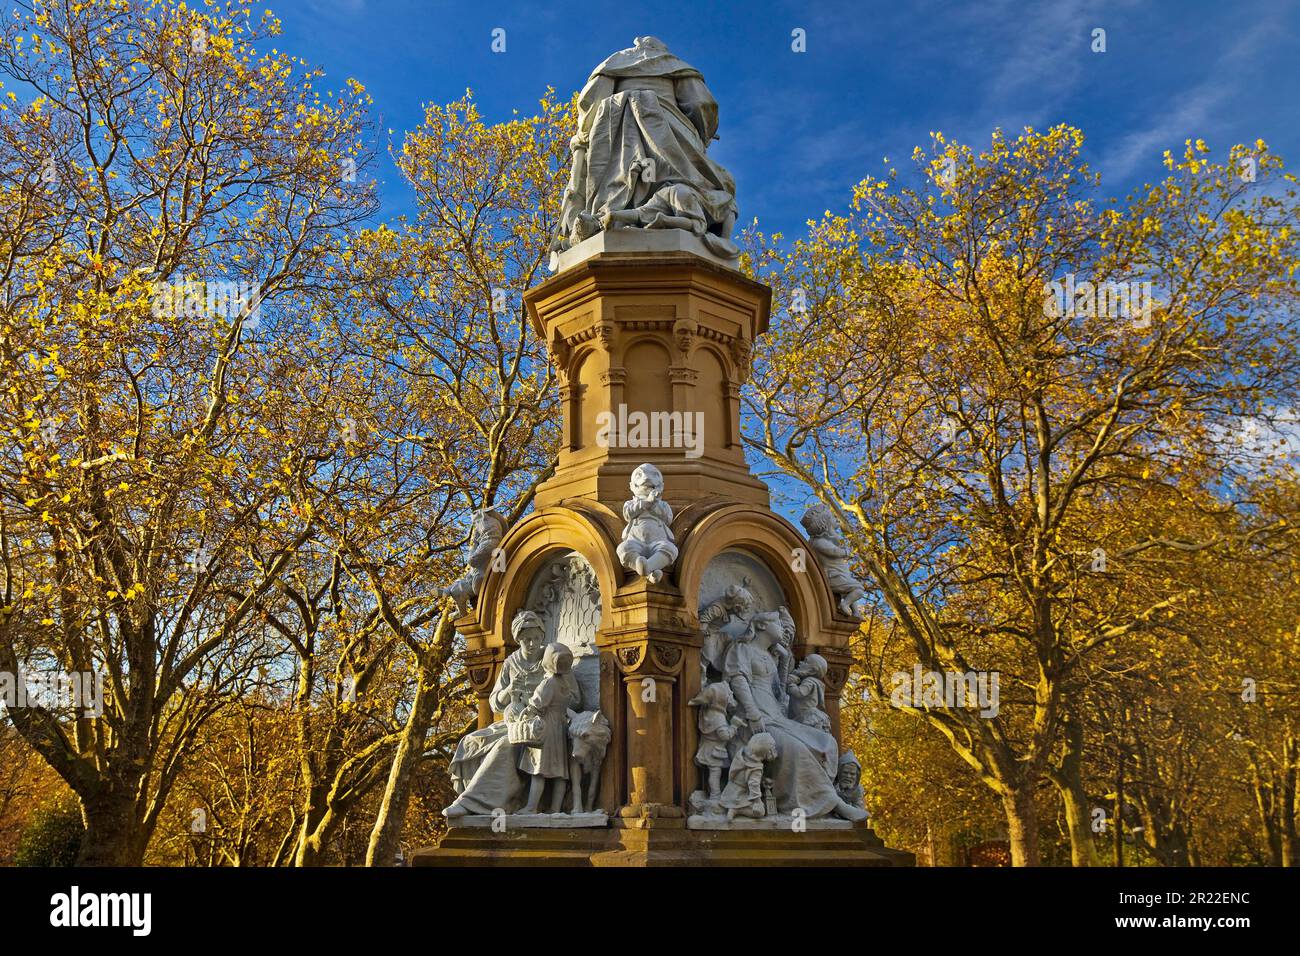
276;0;1300;237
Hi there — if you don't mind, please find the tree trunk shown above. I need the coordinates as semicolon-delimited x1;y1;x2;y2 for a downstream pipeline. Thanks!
365;666;438;866
1250;762;1283;866
77;787;146;866
1053;775;1098;867
1049;716;1099;866
293;803;333;867
1001;786;1040;866
1282;733;1298;867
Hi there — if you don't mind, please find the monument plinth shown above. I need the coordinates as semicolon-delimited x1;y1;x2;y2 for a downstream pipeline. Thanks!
412;37;912;867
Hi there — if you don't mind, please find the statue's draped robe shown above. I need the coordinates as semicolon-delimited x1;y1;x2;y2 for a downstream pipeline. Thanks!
724;640;842;818
559;44;738;256
446;651;547;815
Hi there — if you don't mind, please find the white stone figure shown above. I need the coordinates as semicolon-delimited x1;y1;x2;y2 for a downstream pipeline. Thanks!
518;643;581;814
442;509;506;615
720;732;777;821
689;682;744;800
567;709;612;814
529;553;602;710
724;609;868;823
786;653;832;732
445;610;550;818
800;502;867;616
554;37;739;261
616;463;678;584
698;580;754;684
836;751;866;811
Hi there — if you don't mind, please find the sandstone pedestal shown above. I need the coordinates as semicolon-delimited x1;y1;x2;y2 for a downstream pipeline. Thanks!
415;241;912;867
414;819;912;867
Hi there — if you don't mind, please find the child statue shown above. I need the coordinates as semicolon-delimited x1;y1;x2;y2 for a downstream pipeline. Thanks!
616;463;678;584
441;508;506;615
786;653;832;732
800;502;866;616
720;732;777;821
519;643;580;814
836;751;866;810
688;682;745;800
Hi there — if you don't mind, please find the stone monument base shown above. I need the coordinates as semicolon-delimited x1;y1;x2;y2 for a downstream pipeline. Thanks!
685;814;855;830
411;820;913;867
448;811;609;829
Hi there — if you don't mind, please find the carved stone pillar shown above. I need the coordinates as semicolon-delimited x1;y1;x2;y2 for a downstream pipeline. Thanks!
820;652;853;744
723;380;742;450
611;637;686;817
559;382;585;452
599;367;626;421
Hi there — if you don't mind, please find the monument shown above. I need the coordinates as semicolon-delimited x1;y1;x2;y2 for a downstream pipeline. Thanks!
412;37;912;866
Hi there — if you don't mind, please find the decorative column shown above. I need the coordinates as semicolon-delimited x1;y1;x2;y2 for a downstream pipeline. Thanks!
611;636;685;818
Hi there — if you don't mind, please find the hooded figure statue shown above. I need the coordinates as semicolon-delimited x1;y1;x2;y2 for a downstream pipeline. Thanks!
555;36;739;260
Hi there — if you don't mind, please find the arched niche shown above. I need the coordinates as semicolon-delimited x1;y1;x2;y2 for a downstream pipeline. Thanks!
574;346;608;450
694;345;732;452
698;548;786;618
622;338;672;417
468;503;622;703
523;550;602;711
676;503;848;655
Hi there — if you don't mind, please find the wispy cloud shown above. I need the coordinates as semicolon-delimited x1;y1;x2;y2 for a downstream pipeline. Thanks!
1100;15;1280;181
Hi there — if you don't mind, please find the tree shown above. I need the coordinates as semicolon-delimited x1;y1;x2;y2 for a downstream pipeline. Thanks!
0;0;376;863
345;90;570;865
744;127;1300;864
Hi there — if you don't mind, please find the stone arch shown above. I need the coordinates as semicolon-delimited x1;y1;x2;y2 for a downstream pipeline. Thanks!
474;504;622;652
675;503;846;654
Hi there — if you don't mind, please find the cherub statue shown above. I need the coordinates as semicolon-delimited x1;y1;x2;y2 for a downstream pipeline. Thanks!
786;653;832;732
800;502;866;616
836;751;866;810
688;682;745;800
720;732;777;821
441;509;506;615
567;709;612;814
518;643;580;814
616;463;678;584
